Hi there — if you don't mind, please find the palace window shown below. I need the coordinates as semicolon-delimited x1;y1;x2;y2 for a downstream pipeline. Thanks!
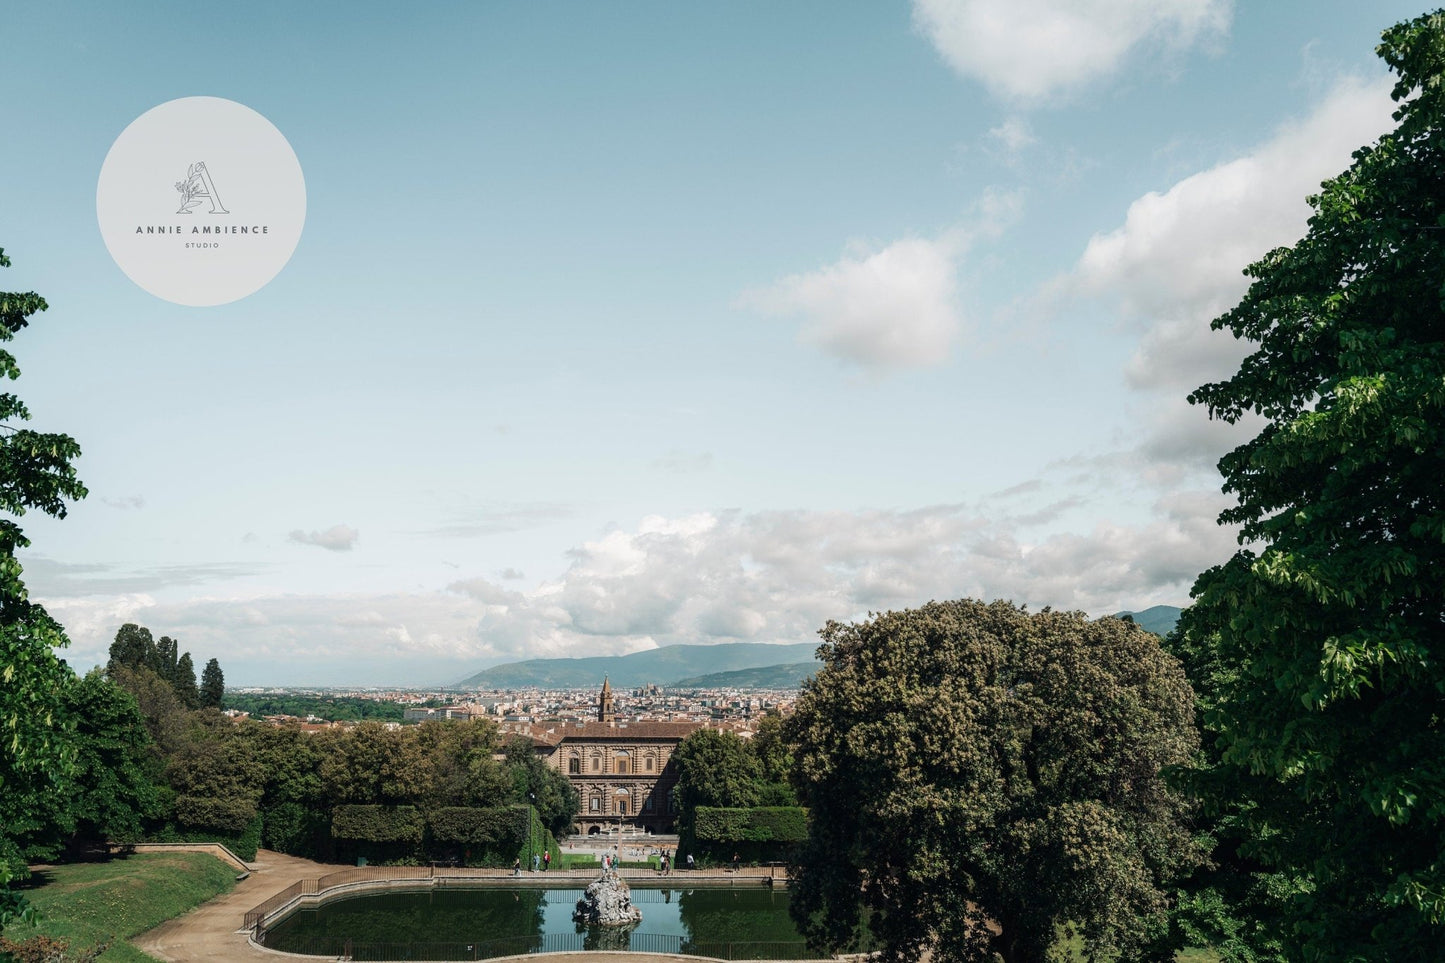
569;758;579;774
645;757;655;772
590;796;600;812
592;758;600;772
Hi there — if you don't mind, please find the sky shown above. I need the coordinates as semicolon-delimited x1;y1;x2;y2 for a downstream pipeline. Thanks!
1;1;1428;686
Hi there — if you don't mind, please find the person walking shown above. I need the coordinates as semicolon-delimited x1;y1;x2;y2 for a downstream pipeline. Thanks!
543;850;551;871
686;853;694;871
513;857;521;876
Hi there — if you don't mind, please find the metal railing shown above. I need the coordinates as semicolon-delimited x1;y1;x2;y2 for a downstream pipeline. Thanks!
262;931;834;960
244;863;788;935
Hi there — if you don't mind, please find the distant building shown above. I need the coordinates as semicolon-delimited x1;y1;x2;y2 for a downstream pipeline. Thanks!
526;677;706;835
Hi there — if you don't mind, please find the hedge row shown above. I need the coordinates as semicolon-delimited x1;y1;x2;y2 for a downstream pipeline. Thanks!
694;806;807;843
330;804;559;868
427;806;528;845
331;805;425;843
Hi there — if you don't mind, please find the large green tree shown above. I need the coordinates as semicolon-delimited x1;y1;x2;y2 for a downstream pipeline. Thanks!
1183;12;1445;960
787;600;1201;963
64;671;166;844
503;736;581;836
0;248;86;927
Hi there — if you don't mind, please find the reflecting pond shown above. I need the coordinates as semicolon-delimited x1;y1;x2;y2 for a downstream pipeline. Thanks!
262;884;852;960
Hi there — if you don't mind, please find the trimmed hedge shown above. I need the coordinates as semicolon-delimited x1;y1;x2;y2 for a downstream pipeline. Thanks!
694;806;807;843
332;805;424;843
173;794;256;833
428;806;526;845
327;804;561;868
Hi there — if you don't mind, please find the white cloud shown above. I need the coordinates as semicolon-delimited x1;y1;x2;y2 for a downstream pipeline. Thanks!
288;524;360;552
1053;74;1396;479
913;0;1232;103
1073;74;1394;326
745;236;962;371
40;502;1231;684
988;116;1036;154
740;190;1021;373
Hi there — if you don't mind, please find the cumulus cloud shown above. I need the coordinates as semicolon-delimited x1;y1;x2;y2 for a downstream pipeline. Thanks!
39;503;1234;684
288;524;359;552
740;190;1021;372
1049;75;1396;480
1072;75;1394;327
744;236;962;371
912;0;1232;103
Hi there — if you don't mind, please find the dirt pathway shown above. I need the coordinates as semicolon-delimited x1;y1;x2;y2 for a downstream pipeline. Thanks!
131;849;326;962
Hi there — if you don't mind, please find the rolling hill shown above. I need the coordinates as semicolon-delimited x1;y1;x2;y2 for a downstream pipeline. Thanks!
451;641;819;689
667;662;818;689
1114;605;1183;637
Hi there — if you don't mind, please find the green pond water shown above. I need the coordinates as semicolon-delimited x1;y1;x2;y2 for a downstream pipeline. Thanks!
262;884;846;960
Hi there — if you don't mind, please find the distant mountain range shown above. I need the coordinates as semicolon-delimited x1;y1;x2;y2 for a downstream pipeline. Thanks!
451;606;1184;690
1114;605;1183;637
668;662;818;690
451;642;819;689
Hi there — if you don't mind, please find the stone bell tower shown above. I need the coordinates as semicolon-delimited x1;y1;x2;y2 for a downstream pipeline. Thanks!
598;676;616;723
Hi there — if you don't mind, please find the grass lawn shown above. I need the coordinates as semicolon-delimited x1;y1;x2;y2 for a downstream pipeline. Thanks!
557;852;600;869
2;852;236;962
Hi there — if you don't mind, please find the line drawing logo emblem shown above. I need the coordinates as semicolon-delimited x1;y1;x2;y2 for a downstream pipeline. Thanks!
175;161;229;215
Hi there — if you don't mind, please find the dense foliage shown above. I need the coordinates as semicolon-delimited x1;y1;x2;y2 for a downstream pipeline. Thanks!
331;804;425;843
0;249;87;932
222;693;413;722
672;716;799;862
787;600;1201;963
1181;11;1445;961
694;806;807;844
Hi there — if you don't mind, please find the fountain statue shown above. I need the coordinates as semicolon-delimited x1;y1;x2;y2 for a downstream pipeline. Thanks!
572;868;643;927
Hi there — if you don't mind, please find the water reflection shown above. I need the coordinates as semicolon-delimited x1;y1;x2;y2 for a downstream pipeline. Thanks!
267;884;809;958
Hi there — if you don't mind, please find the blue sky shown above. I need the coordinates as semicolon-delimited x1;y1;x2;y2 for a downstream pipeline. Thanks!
1;1;1427;685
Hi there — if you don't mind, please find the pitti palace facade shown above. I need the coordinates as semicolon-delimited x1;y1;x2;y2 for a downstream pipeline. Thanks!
520;678;712;834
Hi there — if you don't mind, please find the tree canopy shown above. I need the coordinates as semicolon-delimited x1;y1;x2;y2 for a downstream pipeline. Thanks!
200;657;224;709
1182;11;1445;960
0;247;87;928
787;600;1201;963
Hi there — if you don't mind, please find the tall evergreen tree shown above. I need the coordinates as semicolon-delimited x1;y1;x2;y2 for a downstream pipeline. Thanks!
107;623;155;674
174;651;200;710
155;635;178;684
200;658;225;709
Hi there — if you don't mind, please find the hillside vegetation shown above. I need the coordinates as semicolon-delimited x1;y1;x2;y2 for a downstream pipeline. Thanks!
2;852;234;962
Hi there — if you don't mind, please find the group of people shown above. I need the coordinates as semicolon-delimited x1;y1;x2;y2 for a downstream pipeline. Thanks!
512;848;708;875
513;850;555;875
